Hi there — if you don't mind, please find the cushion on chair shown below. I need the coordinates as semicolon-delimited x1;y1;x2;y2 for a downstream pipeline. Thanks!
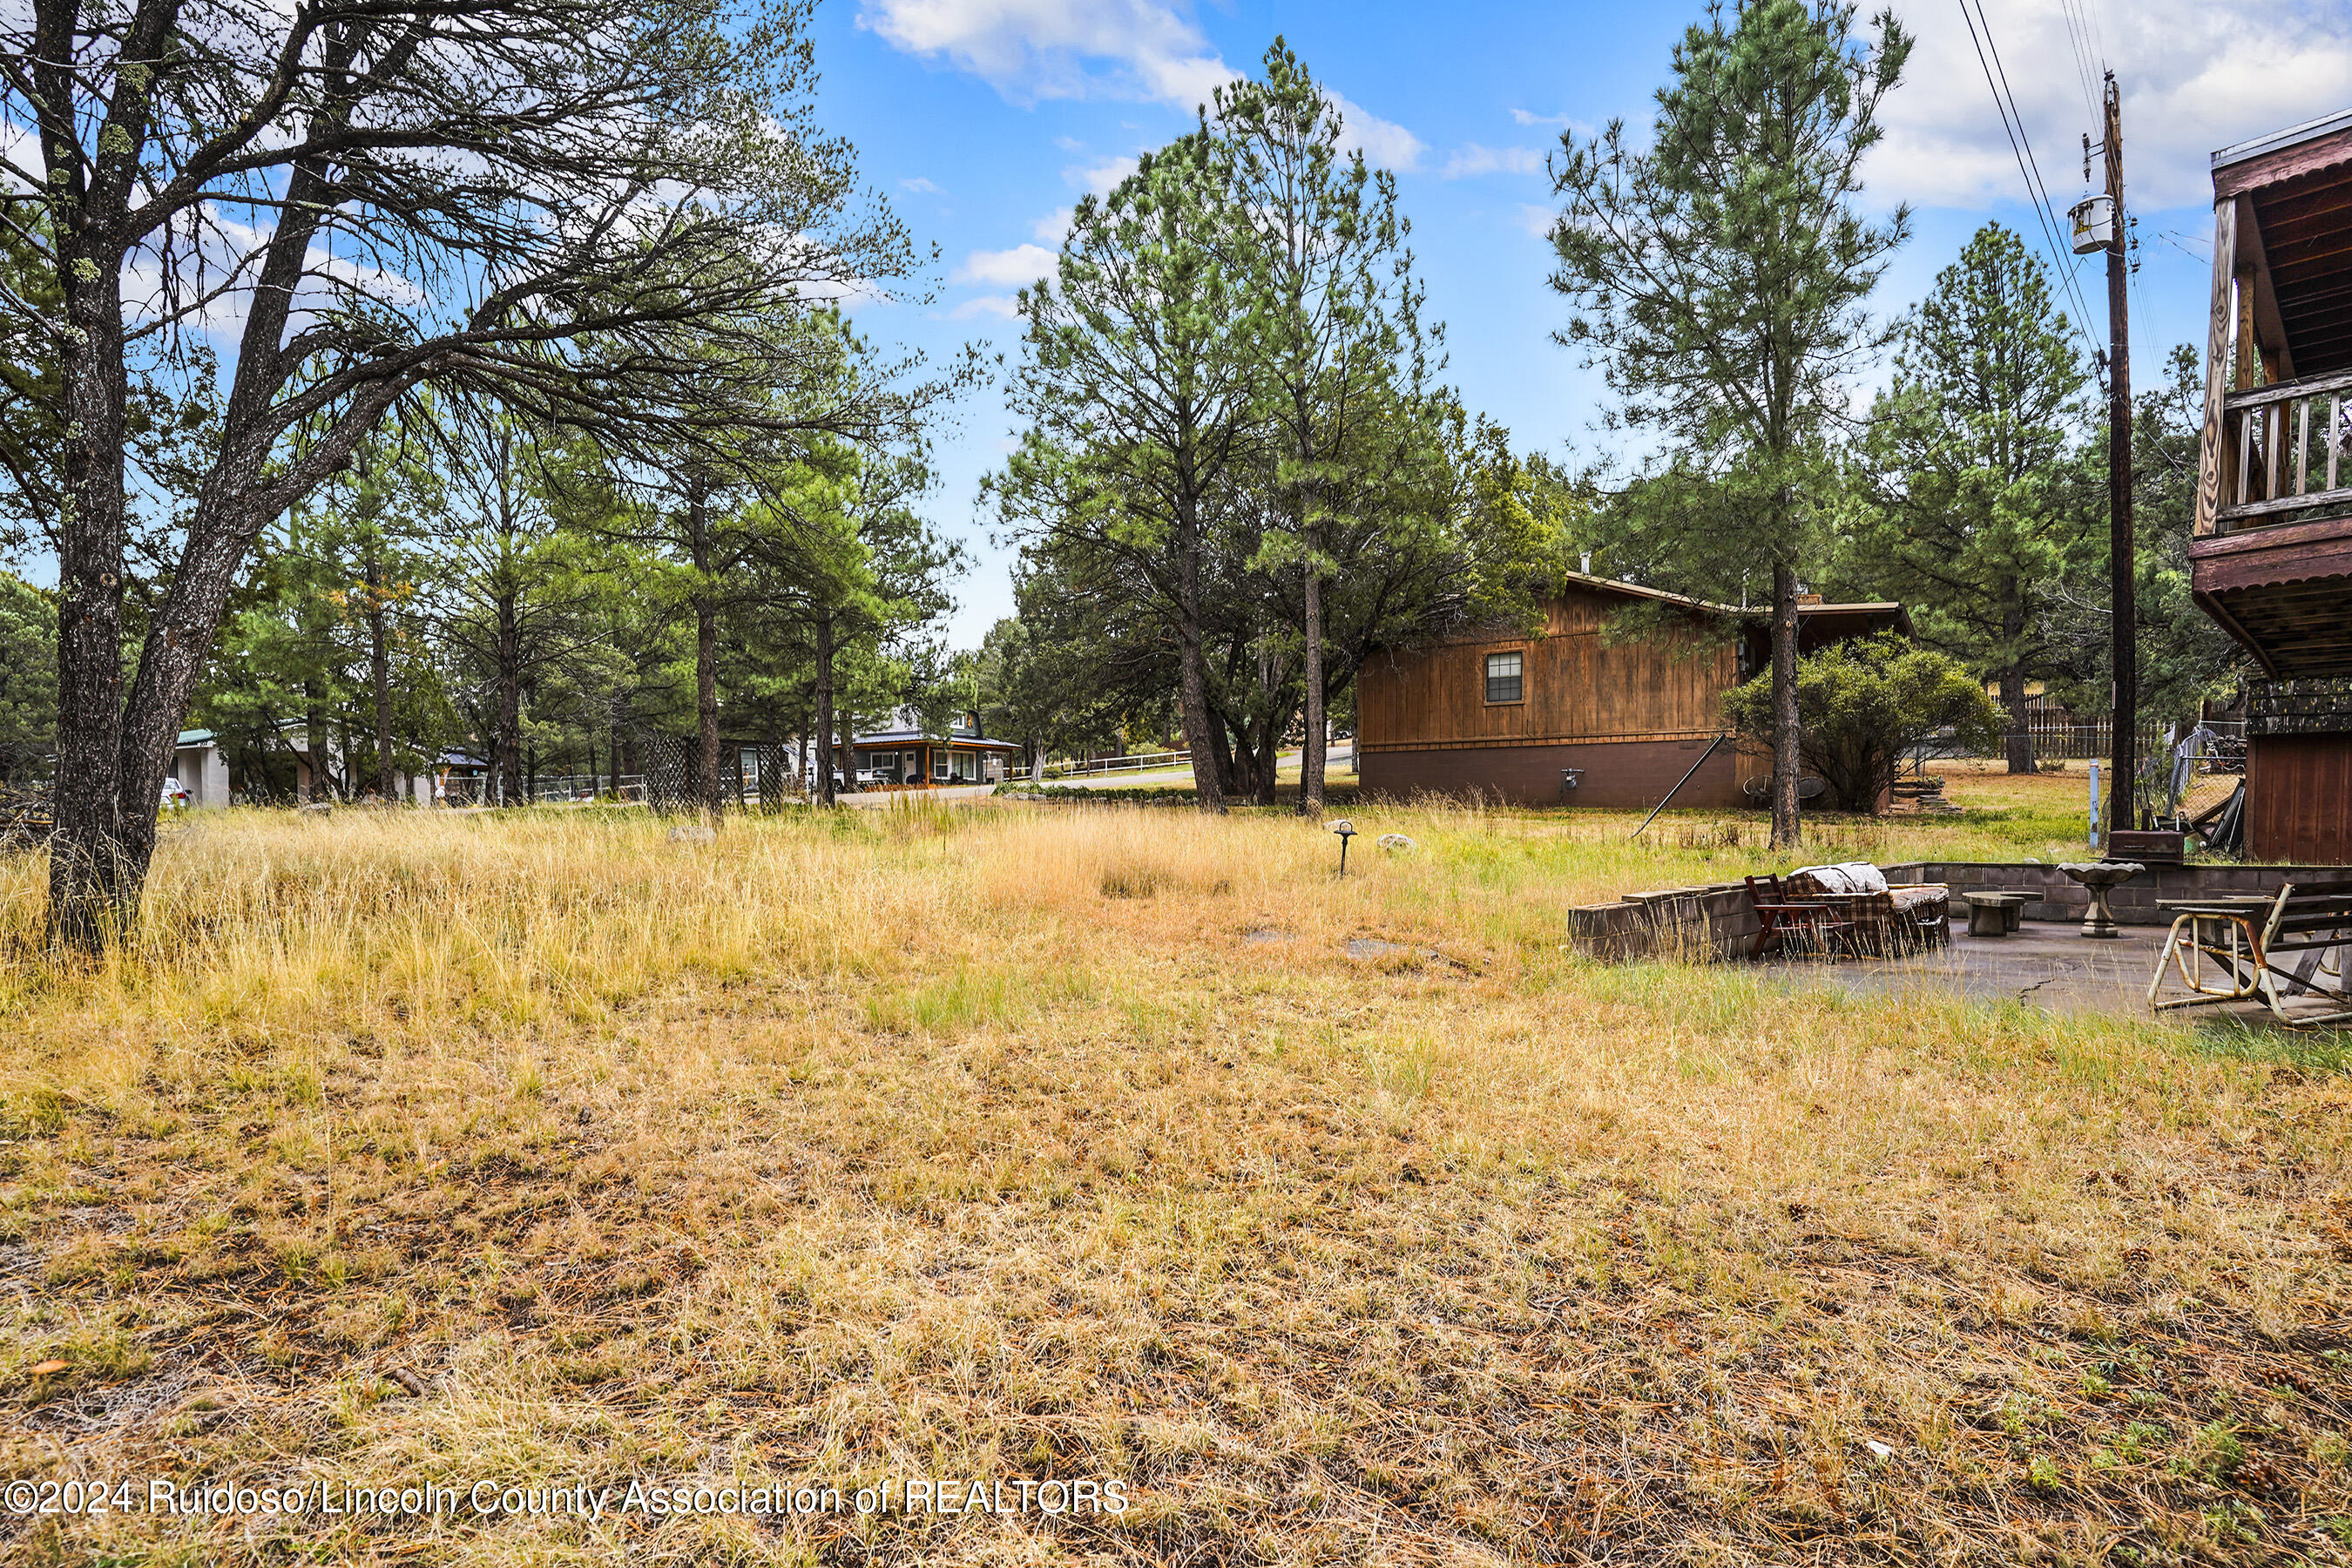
1786;862;1889;897
1889;885;1950;920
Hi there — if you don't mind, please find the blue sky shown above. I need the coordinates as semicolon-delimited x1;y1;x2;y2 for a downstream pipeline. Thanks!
809;0;2352;646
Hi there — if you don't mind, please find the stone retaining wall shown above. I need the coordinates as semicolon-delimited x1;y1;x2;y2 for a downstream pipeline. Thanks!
1562;861;2352;962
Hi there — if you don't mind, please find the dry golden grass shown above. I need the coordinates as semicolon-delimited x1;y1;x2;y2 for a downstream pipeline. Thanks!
1;797;2349;1566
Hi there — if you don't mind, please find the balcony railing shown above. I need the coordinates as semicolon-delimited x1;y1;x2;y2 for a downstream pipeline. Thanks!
2218;368;2352;528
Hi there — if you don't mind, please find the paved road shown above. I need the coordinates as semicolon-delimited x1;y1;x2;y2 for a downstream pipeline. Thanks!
1045;744;1357;792
820;743;1359;807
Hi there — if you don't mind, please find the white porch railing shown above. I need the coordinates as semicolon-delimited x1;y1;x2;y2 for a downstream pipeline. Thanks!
1044;749;1189;779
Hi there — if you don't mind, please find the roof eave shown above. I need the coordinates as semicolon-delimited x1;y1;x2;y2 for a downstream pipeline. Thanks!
2213;106;2352;171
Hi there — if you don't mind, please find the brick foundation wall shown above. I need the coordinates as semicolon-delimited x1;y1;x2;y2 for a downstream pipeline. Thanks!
1361;737;1745;809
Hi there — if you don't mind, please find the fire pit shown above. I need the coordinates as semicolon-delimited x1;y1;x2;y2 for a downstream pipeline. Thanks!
2058;861;2146;939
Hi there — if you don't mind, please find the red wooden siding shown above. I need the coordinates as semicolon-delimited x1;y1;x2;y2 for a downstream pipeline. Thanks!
1356;586;1734;754
2246;733;2352;863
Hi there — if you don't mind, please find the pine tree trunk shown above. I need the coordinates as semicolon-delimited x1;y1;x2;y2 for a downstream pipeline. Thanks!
307;683;330;804
686;481;722;824
1207;717;1238;800
814;609;837;808
44;150;400;944
1769;562;1802;850
366;548;394;796
2001;593;2036;774
1297;544;1326;817
1174;497;1226;813
45;213;137;949
694;593;720;820
497;596;522;808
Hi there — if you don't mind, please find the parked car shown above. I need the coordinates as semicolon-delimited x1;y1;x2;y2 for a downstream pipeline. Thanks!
160;776;191;810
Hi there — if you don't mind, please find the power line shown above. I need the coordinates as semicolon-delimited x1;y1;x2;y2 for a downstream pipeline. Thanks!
2055;0;2102;121
1976;1;2094;307
2079;0;2112;86
1954;0;2104;366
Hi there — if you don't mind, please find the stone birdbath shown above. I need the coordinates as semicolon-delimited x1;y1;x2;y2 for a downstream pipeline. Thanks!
2058;860;2146;938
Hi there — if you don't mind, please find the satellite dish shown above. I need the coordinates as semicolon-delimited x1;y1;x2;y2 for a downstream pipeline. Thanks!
1745;776;1829;801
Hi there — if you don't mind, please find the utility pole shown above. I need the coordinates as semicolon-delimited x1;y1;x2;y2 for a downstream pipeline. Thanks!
2100;71;2137;843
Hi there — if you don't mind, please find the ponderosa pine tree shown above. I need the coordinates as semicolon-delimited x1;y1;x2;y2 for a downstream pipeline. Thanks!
1213;40;1428;818
1843;224;2088;773
1547;0;1910;848
994;132;1255;814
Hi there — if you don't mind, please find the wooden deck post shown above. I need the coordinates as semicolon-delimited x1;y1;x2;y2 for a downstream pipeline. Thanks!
2196;198;2236;536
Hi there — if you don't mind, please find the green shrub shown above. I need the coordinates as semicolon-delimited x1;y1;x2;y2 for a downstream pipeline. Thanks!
1722;632;2002;813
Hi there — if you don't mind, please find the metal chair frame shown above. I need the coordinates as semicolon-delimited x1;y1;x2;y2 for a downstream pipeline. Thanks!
2148;883;2352;1026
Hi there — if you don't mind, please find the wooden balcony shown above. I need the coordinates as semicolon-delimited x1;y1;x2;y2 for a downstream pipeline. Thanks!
2213;368;2352;531
2190;108;2352;680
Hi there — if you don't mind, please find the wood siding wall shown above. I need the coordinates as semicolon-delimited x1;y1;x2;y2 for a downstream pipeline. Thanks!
2247;733;2352;863
1357;587;1734;755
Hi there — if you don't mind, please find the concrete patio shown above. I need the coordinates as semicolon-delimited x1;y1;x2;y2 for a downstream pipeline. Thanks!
1757;920;2176;1016
1756;917;2352;1026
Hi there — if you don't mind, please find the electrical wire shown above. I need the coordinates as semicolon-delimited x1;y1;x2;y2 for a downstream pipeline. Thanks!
2055;0;2102;123
1953;0;2104;367
1975;2;2099;319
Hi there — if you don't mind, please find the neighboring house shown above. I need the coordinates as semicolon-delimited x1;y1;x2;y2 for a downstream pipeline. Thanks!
170;730;234;808
842;709;1024;787
2188;108;2352;862
171;727;439;806
1355;572;1909;808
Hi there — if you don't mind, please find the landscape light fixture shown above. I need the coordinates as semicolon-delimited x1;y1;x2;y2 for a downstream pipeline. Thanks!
1328;818;1356;875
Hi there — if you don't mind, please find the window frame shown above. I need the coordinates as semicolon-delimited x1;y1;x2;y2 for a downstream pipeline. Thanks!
1483;648;1526;706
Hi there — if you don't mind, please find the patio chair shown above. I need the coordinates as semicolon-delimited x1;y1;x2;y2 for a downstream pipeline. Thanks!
1781;864;1951;956
2149;881;2352;1026
1743;874;1851;959
1803;887;1950;956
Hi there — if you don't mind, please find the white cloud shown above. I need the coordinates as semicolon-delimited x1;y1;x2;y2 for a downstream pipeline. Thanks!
1053;135;1085;152
1511;108;1591;134
900;176;946;194
1443;144;1545;179
1032;207;1074;241
953;242;1059;287
950;294;1024;319
1868;0;2352;213
1067;154;1139;196
1516;202;1558;240
856;0;1424;172
858;0;1234;109
1329;91;1423;173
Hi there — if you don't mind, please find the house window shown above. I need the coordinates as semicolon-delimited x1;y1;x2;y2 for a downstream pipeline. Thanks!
1484;651;1524;705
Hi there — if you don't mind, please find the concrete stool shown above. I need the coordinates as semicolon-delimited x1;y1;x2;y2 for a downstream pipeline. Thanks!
1963;889;2034;935
1963;891;2030;937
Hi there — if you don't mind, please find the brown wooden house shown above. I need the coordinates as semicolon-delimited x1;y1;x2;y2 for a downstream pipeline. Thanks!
1355;573;1908;808
2191;108;2352;862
